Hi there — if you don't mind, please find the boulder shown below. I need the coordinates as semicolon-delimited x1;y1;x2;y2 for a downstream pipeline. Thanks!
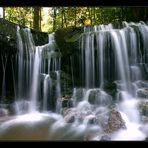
0;108;9;117
55;27;83;57
137;88;148;98
100;135;111;141
104;109;126;133
0;18;48;55
138;100;148;116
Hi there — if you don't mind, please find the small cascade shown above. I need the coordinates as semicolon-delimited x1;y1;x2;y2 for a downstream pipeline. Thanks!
1;21;148;140
97;32;105;89
110;30;131;93
13;27;61;114
81;33;95;88
29;47;41;112
17;26;24;100
55;71;62;114
43;74;50;111
69;21;148;140
16;27;35;101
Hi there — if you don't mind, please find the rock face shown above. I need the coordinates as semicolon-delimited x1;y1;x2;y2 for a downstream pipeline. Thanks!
138;100;148;117
100;135;111;141
0;108;9;117
137;88;148;98
55;27;83;57
0;113;59;140
0;18;49;103
104;109;126;133
0;18;48;55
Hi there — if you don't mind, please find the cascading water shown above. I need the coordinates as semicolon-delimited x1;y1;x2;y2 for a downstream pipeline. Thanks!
1;22;148;140
43;74;50;111
29;46;41;112
70;22;148;140
12;27;62;114
55;70;62;114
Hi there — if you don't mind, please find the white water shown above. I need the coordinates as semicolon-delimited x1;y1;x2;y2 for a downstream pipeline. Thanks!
96;32;105;88
1;22;148;141
29;47;41;112
111;111;145;141
55;71;62;114
43;74;50;111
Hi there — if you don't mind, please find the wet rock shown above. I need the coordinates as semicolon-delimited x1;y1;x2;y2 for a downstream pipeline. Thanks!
62;99;69;108
145;137;148;141
0;113;59;140
72;88;85;103
141;116;148;123
83;126;101;141
95;107;110;128
65;115;75;123
138;100;148;116
12;100;30;115
84;115;96;124
0;18;48;55
139;124;148;136
67;99;74;108
137;88;148;98
63;106;96;124
104;109;126;133
62;95;74;108
0;116;16;124
0;108;9;117
62;107;74;116
100;135;111;141
63;108;76;123
135;80;148;88
88;117;96;124
55;27;83;57
87;89;112;106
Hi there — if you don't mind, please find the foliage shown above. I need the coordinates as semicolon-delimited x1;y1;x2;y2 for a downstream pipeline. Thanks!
5;7;34;28
2;7;148;32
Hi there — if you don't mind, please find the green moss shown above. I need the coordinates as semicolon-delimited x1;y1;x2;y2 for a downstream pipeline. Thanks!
55;26;83;57
64;32;82;43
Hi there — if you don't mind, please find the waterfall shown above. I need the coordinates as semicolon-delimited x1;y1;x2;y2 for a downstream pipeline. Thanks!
17;26;24;99
13;27;61;114
43;74;50;111
55;71;62;114
110;30;131;93
29;47;41;112
70;22;148;135
81;33;95;88
1;21;148;141
96;32;105;89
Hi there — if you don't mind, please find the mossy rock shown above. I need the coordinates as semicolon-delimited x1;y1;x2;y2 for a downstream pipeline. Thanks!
138;100;148;116
64;31;82;43
0;18;49;55
55;26;83;57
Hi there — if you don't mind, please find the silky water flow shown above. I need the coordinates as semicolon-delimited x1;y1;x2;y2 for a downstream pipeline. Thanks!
0;22;148;140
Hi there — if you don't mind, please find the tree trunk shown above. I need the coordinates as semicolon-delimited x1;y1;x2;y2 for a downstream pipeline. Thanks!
39;8;42;31
33;7;40;31
63;9;67;28
74;7;77;27
53;7;57;32
3;7;5;19
93;7;96;25
61;8;64;28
